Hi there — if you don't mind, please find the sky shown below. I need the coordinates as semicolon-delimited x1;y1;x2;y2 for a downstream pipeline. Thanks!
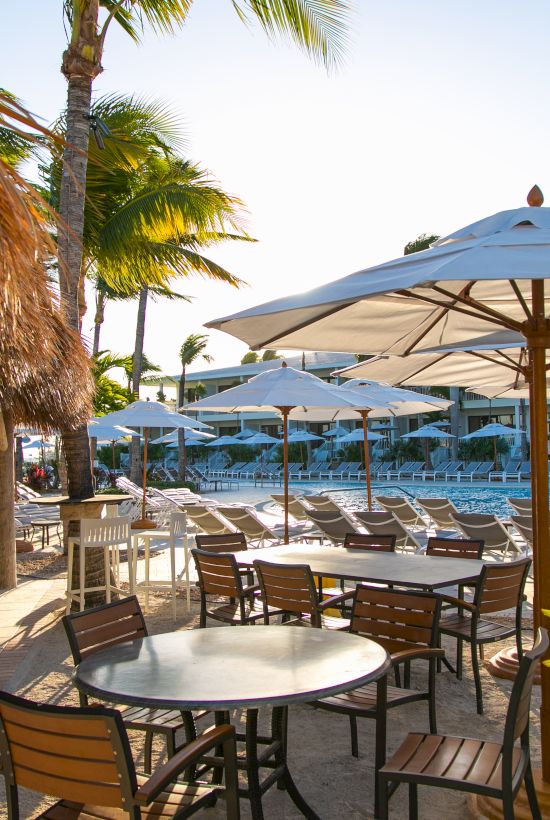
4;1;550;381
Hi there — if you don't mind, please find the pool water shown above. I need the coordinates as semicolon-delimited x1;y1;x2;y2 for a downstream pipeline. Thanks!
289;482;531;518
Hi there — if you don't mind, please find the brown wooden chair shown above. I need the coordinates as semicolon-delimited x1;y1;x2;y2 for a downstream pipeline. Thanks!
426;536;484;559
195;531;254;584
439;558;532;714
253;559;352;630
344;533;396;551
63;596;202;776
0;690;240;820
192;548;276;627
314;584;443;817
378;627;548;820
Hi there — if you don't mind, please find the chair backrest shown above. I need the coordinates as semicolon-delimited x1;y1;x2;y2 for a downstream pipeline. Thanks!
510;514;533;548
63;596;147;666
185;504;235;535
343;533;396;552
195;532;248;552
503;628;549;753
217;506;278;541
271;494;310;522
451;512;519;553
305;508;358;543
253;560;320;625
474;558;531;616
426;536;484;560
301;495;341;513
508;497;532;514
192;548;243;598
416;497;459;528
350;584;441;654
0;692;136;810
79;516;130;547
375;496;421;526
354;511;418;550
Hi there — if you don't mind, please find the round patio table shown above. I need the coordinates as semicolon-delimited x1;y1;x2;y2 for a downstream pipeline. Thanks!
75;626;390;820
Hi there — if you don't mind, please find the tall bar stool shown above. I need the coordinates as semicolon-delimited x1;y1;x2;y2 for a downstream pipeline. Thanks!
132;511;190;620
66;516;133;613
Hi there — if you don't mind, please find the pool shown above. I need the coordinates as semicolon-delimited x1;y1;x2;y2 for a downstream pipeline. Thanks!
289;481;531;518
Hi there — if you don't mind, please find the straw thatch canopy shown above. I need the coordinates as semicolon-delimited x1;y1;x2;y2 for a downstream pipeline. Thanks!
0;138;93;432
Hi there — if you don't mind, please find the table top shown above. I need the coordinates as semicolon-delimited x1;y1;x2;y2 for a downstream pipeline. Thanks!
32;494;131;506
74;627;391;711
233;544;485;590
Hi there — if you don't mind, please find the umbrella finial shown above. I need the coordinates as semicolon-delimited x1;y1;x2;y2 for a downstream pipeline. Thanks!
527;185;544;207
281;361;288;368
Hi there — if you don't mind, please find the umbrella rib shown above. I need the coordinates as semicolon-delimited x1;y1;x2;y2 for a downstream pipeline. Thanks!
257;303;352;349
508;279;533;320
430;285;524;331
468;350;523;374
398;289;521;333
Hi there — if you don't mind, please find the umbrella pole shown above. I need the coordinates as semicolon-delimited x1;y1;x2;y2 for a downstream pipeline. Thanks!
361;411;373;510
278;407;291;544
132;426;156;530
111;440;116;470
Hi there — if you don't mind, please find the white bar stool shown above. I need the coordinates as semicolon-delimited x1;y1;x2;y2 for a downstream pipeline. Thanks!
66;516;133;613
132;511;190;620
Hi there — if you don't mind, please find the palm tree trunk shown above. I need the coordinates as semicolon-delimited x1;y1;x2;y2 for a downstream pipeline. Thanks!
130;436;142;485
0;410;17;589
178;365;187;480
15;436;23;484
92;289;106;355
58;4;103;503
131;287;148;398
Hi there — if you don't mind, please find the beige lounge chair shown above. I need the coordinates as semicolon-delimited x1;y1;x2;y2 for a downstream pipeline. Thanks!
510;514;534;552
451;512;521;557
298;495;342;514
354;510;425;552
375;496;425;529
416;497;460;531
184;504;236;536
216;505;302;546
304;508;363;545
508;497;532;515
271;494;311;522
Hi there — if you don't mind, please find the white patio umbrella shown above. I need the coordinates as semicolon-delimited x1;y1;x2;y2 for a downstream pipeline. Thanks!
287;430;324;442
150;429;215;445
205;435;244;447
336;429;385;442
88;420;138;471
401;424;455;470
461;422;526;470
205;189;550;781
100;401;209;529
187;363;375;541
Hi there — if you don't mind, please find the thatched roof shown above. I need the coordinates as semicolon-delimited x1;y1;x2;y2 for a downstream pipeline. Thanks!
0;99;93;430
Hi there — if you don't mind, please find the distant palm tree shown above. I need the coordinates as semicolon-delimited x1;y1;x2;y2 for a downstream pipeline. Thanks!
177;334;213;479
57;1;351;501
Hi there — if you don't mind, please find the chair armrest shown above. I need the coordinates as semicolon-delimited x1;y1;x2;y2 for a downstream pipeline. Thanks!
390;647;445;665
439;594;476;612
135;724;235;803
242;583;260;595
318;591;356;609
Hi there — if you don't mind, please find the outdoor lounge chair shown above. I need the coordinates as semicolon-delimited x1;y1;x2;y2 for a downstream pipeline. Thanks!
515;460;532;481
216;505;293;545
439;558;531;713
508;496;532;515
287;462;305;479
376;461;396;480
314;585;444;818
470;461;495;480
353;511;426;552
377;628;547;820
442;461;465;480
488;457;521;482
412;460;452;481
397;461;425;480
375;495;425;529
298;495;343;514
225;461;246;478
451;511;521;557
271;493;311;522
383;461;415;481
416;497;461;531
510;514;534;551
184;503;236;536
63;597;203;775
0;690;240;820
446;461;480;482
301;461;329;479
303;508;363;544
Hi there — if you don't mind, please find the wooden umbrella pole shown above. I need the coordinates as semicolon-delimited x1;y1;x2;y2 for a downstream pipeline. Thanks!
361;411;373;510
277;407;291;544
142;426;149;520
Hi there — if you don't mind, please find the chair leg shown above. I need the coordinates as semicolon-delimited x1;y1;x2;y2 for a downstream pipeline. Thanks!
377;773;389;820
143;728;154;774
524;761;541;820
66;541;74;614
471;640;484;715
409;783;419;820
456;638;463;680
79;541;86;611
349;715;359;757
428;659;437;734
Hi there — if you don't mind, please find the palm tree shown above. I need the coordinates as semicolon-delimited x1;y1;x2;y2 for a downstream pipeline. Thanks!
57;2;350;501
92;351;132;414
177;334;212;479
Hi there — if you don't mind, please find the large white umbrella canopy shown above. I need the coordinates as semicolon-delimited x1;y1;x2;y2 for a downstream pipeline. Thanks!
240;432;281;445
205;435;244;447
206;191;550;771
150;429;215;445
287;430;324;442
461;422;525;440
337;428;385;443
187;363;380;535
402;424;455;440
88;421;137;441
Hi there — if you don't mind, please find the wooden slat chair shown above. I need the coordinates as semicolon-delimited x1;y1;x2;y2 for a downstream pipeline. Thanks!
378;628;548;820
439;558;532;714
322;533;397;598
184;504;236;536
426;536;484;560
63;596;202;776
451;512;521;557
375;496;425;529
195;532;253;584
253;559;352;630
192;548;278;627
314;585;444;817
354;511;425;552
0;691;240;820
416;497;460;530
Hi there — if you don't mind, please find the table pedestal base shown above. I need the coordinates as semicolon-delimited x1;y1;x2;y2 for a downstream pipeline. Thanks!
467;770;550;818
485;647;541;684
214;706;320;820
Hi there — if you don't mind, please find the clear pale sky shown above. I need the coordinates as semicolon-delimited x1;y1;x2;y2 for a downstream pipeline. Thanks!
4;2;550;376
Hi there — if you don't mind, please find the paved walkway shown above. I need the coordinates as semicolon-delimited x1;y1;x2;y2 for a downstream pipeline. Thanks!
0;577;65;689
